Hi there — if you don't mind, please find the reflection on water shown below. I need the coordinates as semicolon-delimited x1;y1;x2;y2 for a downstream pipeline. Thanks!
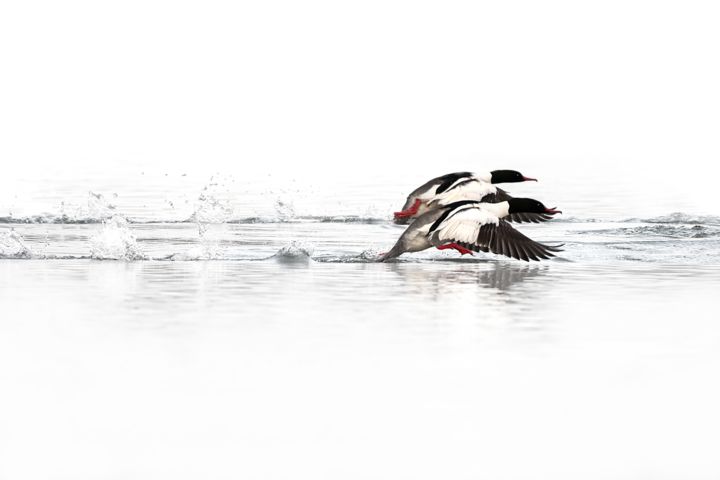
388;261;549;291
5;259;719;338
2;258;720;479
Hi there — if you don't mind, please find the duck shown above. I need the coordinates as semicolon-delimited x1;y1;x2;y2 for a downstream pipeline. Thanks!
380;198;563;262
393;170;553;225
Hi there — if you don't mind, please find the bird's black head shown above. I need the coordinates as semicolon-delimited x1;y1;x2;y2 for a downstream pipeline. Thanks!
507;198;562;215
490;170;537;184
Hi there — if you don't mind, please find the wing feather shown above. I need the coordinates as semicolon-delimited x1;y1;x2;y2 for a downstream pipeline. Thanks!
429;204;493;245
399;172;476;211
476;220;563;261
483;188;556;224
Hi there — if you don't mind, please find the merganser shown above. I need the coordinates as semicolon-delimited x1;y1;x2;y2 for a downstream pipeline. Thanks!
381;198;563;262
393;170;553;224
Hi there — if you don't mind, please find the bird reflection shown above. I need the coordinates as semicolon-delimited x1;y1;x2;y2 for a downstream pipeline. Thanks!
386;260;548;293
475;262;547;290
380;261;554;335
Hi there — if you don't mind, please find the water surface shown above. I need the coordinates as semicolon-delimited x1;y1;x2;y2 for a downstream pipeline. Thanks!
1;171;719;479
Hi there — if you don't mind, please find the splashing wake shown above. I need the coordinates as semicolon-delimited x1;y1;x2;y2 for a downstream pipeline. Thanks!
0;230;32;259
89;216;146;260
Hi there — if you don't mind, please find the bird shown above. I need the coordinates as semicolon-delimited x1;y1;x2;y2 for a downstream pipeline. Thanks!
380;198;563;262
393;170;554;225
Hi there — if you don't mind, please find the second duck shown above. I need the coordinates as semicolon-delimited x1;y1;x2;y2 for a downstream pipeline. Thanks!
381;198;563;262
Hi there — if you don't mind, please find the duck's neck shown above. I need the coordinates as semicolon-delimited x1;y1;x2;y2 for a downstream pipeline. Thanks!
479;201;510;218
475;171;492;183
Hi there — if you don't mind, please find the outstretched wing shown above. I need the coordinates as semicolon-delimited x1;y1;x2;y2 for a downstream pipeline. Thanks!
399;171;474;211
481;188;556;224
475;220;563;261
431;215;563;261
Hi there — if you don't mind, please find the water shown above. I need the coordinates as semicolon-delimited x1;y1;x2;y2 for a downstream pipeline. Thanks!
2;170;720;479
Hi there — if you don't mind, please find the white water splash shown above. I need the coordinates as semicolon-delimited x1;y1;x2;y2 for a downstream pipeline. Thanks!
0;230;32;258
89;216;145;260
185;178;232;259
61;191;118;223
273;241;315;262
274;198;296;221
167;245;222;261
358;248;382;261
189;182;232;226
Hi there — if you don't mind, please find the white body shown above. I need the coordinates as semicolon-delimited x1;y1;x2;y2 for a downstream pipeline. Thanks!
430;179;496;208
410;172;494;206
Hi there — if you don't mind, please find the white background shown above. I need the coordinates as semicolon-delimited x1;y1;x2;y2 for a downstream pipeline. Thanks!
2;1;719;194
2;3;720;480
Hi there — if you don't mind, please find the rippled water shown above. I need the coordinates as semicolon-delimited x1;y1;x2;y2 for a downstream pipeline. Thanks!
2;170;720;479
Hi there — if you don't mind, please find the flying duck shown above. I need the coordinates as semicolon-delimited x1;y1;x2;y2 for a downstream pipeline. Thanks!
381;198;563;262
393;170;553;225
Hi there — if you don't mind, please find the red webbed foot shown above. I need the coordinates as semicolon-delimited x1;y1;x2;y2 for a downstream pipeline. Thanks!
437;243;474;256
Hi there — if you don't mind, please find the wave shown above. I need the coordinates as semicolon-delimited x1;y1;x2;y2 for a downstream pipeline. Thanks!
313;249;384;263
548;216;603;223
578;224;720;239
0;214;391;225
0;214;111;225
0;230;33;259
0;213;625;225
4;210;719;227
270;241;315;263
623;212;720;226
552;213;720;226
574;212;720;239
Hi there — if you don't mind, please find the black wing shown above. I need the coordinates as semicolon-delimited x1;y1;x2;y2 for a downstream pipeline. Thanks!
481;188;555;224
399;171;474;211
434;171;475;194
455;220;563;261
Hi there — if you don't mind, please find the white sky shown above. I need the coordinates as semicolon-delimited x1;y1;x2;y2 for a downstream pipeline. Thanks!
1;1;719;190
